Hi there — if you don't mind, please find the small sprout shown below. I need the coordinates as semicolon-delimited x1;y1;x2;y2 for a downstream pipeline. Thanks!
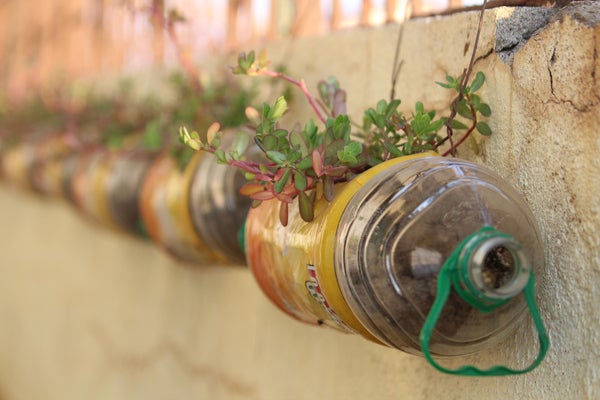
245;106;260;124
179;126;201;150
468;71;485;93
269;96;288;121
207;122;221;145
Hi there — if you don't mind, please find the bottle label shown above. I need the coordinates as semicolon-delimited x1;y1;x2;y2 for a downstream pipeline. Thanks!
246;198;351;330
305;264;354;332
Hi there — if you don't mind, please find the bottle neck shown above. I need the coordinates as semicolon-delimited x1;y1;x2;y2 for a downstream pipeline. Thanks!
452;227;532;312
420;226;549;376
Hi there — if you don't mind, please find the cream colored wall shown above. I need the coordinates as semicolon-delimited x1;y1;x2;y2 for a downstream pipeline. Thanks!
1;3;599;399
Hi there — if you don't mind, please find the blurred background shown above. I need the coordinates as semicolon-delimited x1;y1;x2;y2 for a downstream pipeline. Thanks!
0;0;484;104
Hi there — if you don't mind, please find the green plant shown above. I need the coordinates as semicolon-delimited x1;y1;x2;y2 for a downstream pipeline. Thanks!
180;49;491;226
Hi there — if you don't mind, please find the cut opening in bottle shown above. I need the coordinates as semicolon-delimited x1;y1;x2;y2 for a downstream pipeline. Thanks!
467;236;531;301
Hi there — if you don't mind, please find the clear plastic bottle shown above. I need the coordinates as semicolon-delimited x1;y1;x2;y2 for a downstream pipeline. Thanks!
139;133;256;265
246;153;548;375
187;151;252;265
139;152;226;264
104;149;156;235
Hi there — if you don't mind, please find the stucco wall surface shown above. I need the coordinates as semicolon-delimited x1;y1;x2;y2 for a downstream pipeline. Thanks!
0;3;599;399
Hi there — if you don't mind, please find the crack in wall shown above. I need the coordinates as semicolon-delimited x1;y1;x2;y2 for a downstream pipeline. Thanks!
475;47;495;64
548;47;557;97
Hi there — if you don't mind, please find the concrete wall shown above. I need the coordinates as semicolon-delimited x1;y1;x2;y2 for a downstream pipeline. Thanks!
0;3;599;399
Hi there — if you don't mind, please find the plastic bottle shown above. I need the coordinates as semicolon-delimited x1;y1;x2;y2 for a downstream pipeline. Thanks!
245;153;548;375
139;136;255;265
139;152;227;264
104;149;156;235
70;147;120;229
187;150;252;264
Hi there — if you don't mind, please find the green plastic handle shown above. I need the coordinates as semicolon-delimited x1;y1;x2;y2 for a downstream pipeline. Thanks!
419;228;550;376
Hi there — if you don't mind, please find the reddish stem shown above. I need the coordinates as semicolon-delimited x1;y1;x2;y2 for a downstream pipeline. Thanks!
259;70;327;124
441;103;478;157
135;3;204;95
228;159;274;176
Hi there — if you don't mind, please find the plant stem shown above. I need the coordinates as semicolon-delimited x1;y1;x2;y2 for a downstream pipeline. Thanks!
228;160;268;175
259;70;327;124
441;103;477;157
137;2;204;95
441;0;487;156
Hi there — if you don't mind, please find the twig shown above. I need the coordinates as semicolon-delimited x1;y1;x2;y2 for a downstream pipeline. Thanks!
443;0;487;157
126;1;204;95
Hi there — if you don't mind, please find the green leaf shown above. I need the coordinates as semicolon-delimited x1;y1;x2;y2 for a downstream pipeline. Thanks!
435;81;454;89
318;81;330;106
376;99;387;114
469;71;485;93
269;96;288;121
456;99;474;120
179;126;201;150
266;150;287;164
436;75;458;89
303;119;319;146
294;171;307;191
365;108;386;129
337;151;357;165
476;121;492;136
298;190;314;222
411;113;432;135
290;131;309;157
384;141;403;157
214;149;227;163
430;119;445;132
323;176;335;202
385;99;401;118
274;169;291;193
450;119;469;130
333;114;351;140
345;141;362;156
232;132;249;158
415;101;424;114
287;150;301;163
262;135;278;151
296;155;313;170
476;103;492;117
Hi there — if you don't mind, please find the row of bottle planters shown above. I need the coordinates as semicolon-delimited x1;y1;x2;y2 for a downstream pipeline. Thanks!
0;132;549;375
0;133;249;265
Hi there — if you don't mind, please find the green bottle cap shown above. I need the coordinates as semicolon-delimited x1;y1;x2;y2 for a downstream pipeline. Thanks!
419;226;549;376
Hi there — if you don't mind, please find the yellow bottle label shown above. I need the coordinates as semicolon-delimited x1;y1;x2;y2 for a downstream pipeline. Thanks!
246;152;436;341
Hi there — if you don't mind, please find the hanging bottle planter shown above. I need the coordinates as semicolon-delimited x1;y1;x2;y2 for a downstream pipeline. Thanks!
104;149;156;236
245;153;548;375
139;152;226;263
174;44;551;375
70;147;121;229
1;137;37;191
140;132;256;265
29;134;75;197
187;146;254;265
